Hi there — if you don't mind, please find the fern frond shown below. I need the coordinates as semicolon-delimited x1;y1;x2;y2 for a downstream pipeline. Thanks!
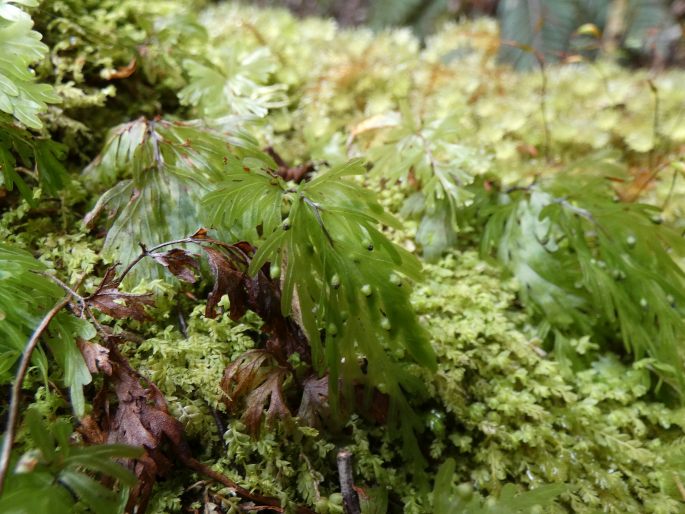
179;47;288;123
480;170;685;396
203;157;436;456
0;0;60;129
84;118;259;280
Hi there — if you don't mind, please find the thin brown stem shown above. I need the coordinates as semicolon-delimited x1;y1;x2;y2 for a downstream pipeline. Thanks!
0;296;71;493
114;237;194;285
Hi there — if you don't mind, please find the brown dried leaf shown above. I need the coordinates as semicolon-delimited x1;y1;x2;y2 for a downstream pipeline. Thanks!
78;335;294;513
103;57;137;80
150;248;200;283
203;246;249;319
87;267;155;321
297;376;329;428
102;348;185;512
191;227;210;240
76;339;112;375
244;370;290;434
221;350;291;434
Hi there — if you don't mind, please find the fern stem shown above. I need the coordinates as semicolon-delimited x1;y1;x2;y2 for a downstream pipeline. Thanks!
0;296;71;494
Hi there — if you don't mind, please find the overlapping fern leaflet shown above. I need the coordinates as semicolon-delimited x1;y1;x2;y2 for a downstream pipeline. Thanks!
204;158;436;452
365;106;486;259
0;0;66;201
0;243;95;415
480;171;685;396
84;118;260;280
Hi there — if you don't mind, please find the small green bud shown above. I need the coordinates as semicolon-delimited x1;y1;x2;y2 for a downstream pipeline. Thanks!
389;273;402;286
269;262;281;280
328;493;343;506
330;274;341;289
530;506;543;514
361;284;372;296
651;214;663;224
639;298;648;310
381;318;391;330
327;323;338;337
626;235;636;248
282;219;291;231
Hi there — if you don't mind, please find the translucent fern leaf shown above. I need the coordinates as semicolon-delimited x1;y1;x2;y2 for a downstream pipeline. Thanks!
0;243;94;415
481;172;685;397
84;118;259;280
178;48;288;122
367;107;485;258
203;158;436;455
0;0;60;129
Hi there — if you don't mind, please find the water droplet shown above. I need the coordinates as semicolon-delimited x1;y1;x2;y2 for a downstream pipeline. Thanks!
639;298;648;310
651;214;663;224
456;483;473;500
361;284;372;296
330;274;340;289
282;219;291;230
389;273;402;286
381;318;391;330
626;235;636;248
269;262;281;280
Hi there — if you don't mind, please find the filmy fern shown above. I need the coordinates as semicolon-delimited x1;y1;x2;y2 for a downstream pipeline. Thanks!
0;0;60;129
0;0;66;201
203;156;437;452
0;409;142;514
84;117;259;280
179;47;288;123
0;243;97;416
366;105;488;259
479;169;685;397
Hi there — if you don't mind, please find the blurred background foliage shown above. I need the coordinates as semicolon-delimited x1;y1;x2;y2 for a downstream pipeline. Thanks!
245;0;685;69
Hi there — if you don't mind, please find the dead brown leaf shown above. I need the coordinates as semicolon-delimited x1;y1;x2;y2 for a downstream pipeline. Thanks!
86;267;155;321
150;248;199;283
77;338;112;375
221;350;291;434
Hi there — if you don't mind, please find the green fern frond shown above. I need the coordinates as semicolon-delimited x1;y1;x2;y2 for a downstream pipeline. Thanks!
0;1;67;201
0;409;142;514
480;170;685;396
203;157;436;455
84;117;260;280
0;243;97;415
367;106;486;259
179;47;288;122
0;0;60;129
